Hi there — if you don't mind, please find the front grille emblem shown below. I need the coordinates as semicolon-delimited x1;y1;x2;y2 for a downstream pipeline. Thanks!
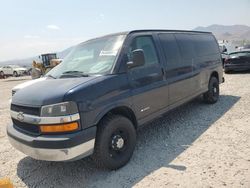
17;112;24;122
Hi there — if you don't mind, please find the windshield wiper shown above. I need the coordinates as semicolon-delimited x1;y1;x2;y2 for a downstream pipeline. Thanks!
46;74;56;79
60;71;89;78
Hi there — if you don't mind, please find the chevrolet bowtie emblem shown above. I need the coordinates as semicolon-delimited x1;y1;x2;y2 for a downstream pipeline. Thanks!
17;112;24;122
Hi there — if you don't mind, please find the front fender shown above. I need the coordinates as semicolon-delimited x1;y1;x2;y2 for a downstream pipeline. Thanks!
79;100;135;129
93;102;135;125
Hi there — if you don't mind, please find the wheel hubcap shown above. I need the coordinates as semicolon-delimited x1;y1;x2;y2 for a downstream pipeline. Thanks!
111;135;124;150
213;87;217;93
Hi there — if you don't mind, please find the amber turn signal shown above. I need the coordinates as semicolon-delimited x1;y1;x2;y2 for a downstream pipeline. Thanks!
40;122;79;133
0;177;13;188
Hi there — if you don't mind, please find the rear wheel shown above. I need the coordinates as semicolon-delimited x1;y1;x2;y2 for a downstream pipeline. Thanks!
0;71;4;78
13;71;18;77
203;77;219;104
92;114;136;170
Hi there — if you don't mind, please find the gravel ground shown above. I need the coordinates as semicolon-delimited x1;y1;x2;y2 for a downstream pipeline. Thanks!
0;74;250;188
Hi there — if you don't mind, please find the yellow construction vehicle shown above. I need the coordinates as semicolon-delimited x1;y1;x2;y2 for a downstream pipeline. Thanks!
31;53;62;79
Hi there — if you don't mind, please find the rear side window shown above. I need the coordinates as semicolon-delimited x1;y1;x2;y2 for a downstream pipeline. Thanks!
174;34;196;59
128;36;159;66
192;34;219;57
158;33;182;69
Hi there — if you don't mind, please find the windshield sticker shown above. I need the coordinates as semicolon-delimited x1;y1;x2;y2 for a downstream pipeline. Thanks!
99;50;118;56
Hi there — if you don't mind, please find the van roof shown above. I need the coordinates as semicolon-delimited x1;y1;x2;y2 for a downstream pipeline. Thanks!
82;30;212;44
100;29;211;38
128;29;211;34
111;29;211;35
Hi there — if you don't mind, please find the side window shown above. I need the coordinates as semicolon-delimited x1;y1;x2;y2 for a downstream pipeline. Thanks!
193;35;207;56
174;34;196;59
128;36;159;66
158;33;182;69
193;34;219;57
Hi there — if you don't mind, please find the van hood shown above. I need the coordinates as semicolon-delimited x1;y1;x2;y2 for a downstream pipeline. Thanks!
12;77;47;92
12;77;98;107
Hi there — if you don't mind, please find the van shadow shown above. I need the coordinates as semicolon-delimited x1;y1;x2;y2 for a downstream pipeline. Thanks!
16;95;240;188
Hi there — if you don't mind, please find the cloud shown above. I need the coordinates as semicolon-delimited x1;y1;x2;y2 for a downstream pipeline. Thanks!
24;35;40;39
94;13;105;23
99;13;105;19
46;25;61;30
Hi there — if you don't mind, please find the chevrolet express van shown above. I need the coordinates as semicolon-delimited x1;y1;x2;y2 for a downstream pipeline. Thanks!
7;30;223;170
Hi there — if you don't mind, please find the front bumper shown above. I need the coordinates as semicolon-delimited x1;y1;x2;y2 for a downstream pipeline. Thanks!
7;124;96;161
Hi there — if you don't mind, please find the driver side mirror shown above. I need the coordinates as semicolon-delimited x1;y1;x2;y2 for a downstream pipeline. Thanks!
127;49;145;69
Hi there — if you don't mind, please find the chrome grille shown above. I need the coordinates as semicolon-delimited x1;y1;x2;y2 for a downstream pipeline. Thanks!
11;104;40;116
12;118;40;135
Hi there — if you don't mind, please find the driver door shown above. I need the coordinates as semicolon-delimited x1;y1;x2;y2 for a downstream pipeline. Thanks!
126;35;168;121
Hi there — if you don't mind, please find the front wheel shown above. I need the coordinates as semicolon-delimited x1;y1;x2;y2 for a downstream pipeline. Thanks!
0;71;4;78
13;71;18;77
92;114;136;170
203;77;219;104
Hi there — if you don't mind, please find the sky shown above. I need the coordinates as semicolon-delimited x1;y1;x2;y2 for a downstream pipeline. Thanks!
0;0;250;62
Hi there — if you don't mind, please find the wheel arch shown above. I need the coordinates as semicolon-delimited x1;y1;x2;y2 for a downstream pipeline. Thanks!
95;105;138;130
13;70;18;75
210;71;219;81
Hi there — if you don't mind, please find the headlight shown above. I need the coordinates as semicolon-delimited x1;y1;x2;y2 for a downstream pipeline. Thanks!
41;101;78;117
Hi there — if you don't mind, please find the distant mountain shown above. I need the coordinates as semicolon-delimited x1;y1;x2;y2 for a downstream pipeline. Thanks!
193;24;250;41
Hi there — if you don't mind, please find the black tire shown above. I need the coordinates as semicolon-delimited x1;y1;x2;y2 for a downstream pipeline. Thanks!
13;71;18;77
92;114;136;170
203;77;219;104
0;71;4;77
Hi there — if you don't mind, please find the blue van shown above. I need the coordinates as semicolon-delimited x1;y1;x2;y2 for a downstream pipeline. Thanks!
8;30;224;169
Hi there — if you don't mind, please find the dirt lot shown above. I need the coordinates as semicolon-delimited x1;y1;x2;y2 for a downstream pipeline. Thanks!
0;74;250;188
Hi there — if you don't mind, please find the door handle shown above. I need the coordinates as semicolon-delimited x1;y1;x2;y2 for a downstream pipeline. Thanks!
161;68;165;76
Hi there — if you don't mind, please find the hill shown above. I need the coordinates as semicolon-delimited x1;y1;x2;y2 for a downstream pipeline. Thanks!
194;24;250;41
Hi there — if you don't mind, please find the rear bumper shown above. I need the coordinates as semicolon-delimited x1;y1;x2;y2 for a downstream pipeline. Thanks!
7;124;96;161
18;71;25;75
224;64;250;71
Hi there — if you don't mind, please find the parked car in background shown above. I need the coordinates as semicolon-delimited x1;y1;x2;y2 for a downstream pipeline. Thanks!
24;67;32;76
242;44;250;50
0;65;27;77
224;50;250;73
0;67;3;79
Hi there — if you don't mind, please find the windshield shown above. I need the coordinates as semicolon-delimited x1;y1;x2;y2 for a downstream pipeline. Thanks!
47;35;125;78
